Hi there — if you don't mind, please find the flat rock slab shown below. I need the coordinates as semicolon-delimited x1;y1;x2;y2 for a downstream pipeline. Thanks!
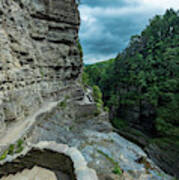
0;166;57;180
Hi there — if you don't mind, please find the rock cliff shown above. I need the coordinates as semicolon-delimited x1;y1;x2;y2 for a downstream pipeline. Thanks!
0;0;81;135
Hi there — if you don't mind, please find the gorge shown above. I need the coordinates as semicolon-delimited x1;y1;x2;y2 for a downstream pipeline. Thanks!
0;0;178;180
84;9;179;179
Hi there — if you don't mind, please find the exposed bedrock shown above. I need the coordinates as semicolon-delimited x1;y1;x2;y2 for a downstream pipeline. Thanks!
0;0;81;134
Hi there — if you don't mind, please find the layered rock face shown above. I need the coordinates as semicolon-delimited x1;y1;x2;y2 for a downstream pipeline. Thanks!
0;1;98;179
0;0;81;140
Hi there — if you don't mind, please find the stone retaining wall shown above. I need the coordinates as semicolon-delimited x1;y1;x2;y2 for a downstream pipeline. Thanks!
0;141;98;180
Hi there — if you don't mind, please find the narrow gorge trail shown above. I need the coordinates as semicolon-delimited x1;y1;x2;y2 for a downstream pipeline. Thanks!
0;101;59;148
0;0;176;179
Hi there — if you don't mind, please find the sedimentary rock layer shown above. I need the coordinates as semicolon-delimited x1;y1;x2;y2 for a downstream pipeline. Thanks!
0;0;81;137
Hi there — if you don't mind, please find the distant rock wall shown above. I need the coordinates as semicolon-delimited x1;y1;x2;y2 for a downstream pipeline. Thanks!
0;0;81;134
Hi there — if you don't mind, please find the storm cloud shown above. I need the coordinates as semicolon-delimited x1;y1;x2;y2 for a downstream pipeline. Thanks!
79;0;179;64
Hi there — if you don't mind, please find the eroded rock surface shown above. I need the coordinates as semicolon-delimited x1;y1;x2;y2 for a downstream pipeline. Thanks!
27;97;172;180
0;0;81;140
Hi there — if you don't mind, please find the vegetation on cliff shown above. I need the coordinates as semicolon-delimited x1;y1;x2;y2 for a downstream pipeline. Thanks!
84;9;179;177
84;9;179;138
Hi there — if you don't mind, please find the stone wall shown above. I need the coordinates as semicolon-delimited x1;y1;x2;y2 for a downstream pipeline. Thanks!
0;141;98;180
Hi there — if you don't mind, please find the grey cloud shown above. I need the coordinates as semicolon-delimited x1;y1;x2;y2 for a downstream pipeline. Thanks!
80;0;138;8
79;0;166;63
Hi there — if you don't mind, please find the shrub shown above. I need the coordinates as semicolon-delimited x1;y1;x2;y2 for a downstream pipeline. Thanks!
112;118;128;129
92;85;105;114
93;85;102;103
15;139;24;154
59;100;67;109
15;146;24;154
82;71;90;86
8;144;15;155
104;106;109;112
0;150;8;161
112;166;122;175
77;40;83;60
17;139;24;148
97;149;123;176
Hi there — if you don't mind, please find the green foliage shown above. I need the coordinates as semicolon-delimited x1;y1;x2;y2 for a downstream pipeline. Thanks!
94;110;100;117
93;85;104;114
172;177;178;180
85;9;179;138
15;146;24;154
17;139;24;148
84;59;115;100
112;166;122;175
0;150;8;161
65;95;70;100
15;139;24;154
112;118;128;129
97;149;122;176
59;100;67;109
104;106;109;112
77;40;83;61
8;144;15;155
40;71;43;76
0;139;24;161
82;71;90;86
93;85;102;103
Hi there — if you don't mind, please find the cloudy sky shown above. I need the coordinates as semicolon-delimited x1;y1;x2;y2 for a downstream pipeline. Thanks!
79;0;179;64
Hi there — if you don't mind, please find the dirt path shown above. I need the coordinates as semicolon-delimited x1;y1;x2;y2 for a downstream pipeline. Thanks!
0;101;59;147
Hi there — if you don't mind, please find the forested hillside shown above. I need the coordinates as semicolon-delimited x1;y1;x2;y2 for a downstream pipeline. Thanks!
83;59;115;102
84;9;179;177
